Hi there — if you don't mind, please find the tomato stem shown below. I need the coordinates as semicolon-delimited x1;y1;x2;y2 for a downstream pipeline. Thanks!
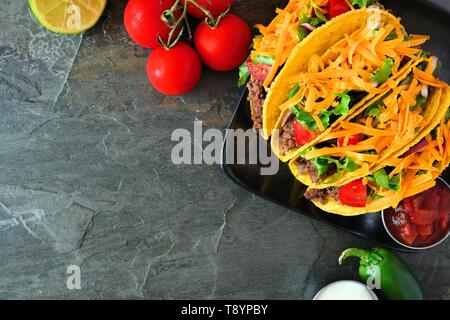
159;0;231;49
159;0;188;49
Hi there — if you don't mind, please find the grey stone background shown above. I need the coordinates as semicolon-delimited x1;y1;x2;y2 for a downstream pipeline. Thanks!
0;0;448;299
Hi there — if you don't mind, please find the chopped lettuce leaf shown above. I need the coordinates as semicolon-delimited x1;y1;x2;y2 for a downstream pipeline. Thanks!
445;108;450;122
399;73;413;86
291;105;329;132
300;12;322;27
368;169;400;191
364;93;389;117
238;60;250;87
253;56;275;65
298;26;308;42
404;34;413;41
385;29;397;41
370;58;394;84
369;190;383;199
300;13;310;24
410;94;427;111
349;0;376;8
288;84;301;99
313;156;359;177
314;7;328;23
334;92;351;116
433;60;442;76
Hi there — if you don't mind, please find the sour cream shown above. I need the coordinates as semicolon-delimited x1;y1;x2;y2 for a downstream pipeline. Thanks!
313;280;378;300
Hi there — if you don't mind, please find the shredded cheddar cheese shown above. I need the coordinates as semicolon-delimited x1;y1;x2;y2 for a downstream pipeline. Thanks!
251;0;331;87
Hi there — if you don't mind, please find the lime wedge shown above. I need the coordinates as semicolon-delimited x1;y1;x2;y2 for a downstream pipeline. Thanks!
29;0;107;34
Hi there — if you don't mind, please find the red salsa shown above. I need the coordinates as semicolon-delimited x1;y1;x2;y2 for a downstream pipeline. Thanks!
384;180;450;247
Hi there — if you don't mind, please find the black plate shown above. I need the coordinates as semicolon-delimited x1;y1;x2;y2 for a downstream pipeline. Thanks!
222;0;450;252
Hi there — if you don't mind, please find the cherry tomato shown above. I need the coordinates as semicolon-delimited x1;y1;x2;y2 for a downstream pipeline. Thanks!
124;0;177;49
181;0;234;19
293;122;320;147
328;0;351;19
338;133;362;147
194;14;251;71
339;178;367;207
247;60;272;83
147;42;202;96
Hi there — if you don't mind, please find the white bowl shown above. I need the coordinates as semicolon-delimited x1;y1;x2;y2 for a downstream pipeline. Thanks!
313;280;378;300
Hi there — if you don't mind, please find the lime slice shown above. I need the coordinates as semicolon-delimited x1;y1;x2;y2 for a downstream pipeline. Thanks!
29;0;107;34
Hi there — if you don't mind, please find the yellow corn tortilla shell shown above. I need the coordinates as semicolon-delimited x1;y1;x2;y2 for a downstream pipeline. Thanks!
309;195;395;216
309;86;450;216
262;8;403;140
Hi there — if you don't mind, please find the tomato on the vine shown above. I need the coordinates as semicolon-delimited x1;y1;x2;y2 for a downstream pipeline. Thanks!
147;42;202;96
194;14;251;71
181;0;234;19
124;0;177;49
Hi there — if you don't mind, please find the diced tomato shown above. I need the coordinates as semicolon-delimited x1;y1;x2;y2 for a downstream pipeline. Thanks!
408;208;438;226
422;191;440;210
328;0;351;19
417;224;434;238
391;209;408;227
339;179;367;208
402;198;415;214
293;122;320;147
399;222;418;245
439;210;449;229
337;133;362;147
247;60;272;83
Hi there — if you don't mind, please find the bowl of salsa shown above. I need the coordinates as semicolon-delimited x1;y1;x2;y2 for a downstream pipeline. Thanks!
382;178;450;250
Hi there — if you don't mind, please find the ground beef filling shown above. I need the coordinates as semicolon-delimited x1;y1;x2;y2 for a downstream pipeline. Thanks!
296;157;337;184
304;187;341;204
246;78;266;130
279;117;297;155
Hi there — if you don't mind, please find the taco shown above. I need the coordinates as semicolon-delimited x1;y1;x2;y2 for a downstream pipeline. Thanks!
267;8;430;161
239;0;377;138
303;85;450;216
289;56;447;188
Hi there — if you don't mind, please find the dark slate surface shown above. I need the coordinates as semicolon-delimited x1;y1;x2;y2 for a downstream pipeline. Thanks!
0;0;448;299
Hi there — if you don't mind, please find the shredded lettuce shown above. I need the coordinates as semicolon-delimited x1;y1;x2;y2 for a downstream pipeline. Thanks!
410;94;427;111
364;93;389;117
288;84;301;99
291;106;330;131
253;56;275;65
298;26;308;42
433;60;442;76
385;29;397;41
368;169;400;191
314;156;359;177
313;7;328;23
370;58;394;84
238;60;250;87
300;12;323;28
349;0;377;8
290;91;351;131
334;92;351;116
300;147;359;178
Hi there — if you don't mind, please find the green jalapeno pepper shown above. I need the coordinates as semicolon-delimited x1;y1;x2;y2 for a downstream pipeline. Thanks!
339;247;423;300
